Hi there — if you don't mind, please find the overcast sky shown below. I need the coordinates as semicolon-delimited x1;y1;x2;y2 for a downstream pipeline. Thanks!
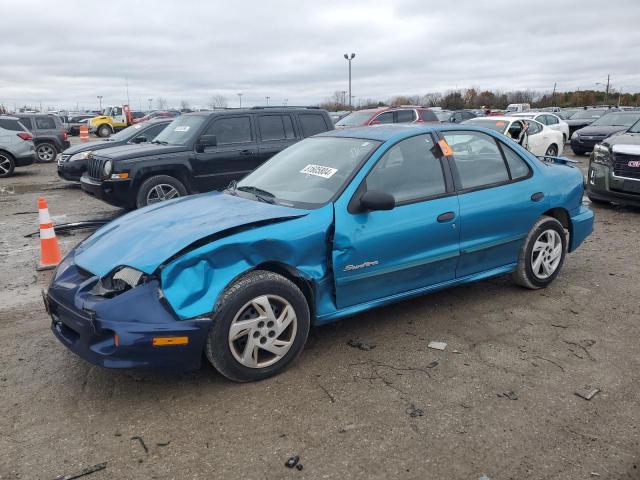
1;0;639;111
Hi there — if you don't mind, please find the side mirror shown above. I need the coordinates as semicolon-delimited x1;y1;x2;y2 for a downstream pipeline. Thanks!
196;134;217;153
360;190;395;212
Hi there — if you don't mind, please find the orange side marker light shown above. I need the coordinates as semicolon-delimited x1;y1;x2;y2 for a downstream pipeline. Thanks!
152;336;189;346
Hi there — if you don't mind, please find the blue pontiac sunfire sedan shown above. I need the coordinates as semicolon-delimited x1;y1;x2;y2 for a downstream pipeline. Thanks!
45;124;594;382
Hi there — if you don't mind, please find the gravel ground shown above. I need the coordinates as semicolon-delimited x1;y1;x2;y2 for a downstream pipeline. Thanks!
1;141;639;480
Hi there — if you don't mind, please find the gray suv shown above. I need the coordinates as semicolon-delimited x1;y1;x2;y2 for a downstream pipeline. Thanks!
15;113;70;163
0;116;36;177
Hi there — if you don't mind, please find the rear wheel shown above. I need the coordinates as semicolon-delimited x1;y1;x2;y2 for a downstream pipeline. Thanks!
36;142;57;162
97;124;112;138
135;174;187;208
0;152;15;177
545;144;558;157
514;216;566;289
205;270;310;382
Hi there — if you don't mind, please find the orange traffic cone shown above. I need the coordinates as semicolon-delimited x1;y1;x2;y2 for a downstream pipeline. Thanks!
79;125;89;142
37;197;62;271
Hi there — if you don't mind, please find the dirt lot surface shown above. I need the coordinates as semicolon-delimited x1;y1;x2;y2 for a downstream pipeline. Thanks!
1;141;639;480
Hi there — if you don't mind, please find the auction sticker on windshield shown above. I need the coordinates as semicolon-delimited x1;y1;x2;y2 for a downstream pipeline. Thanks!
300;164;337;178
174;126;190;132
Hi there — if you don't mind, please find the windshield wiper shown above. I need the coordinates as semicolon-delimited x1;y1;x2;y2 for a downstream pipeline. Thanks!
151;140;168;145
237;185;276;204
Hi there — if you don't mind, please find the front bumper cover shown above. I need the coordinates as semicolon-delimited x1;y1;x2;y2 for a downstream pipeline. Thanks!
46;258;212;370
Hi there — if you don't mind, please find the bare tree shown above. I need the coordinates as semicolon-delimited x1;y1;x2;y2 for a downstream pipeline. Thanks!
209;94;228;109
156;97;168;110
180;100;190;111
422;92;442;107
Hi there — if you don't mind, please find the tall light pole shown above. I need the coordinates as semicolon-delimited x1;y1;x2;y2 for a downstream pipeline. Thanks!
237;93;243;108
148;98;153;112
265;96;270;106
97;95;103;111
343;53;355;109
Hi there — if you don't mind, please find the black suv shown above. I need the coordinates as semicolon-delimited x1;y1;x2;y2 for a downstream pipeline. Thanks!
58;119;171;181
15;113;70;162
80;107;334;209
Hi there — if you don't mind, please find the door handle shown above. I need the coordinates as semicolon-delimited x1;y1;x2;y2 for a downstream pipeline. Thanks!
531;192;544;202
239;149;254;156
437;211;456;222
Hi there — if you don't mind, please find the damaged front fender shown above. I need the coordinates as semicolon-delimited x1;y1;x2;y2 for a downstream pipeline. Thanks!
159;206;335;320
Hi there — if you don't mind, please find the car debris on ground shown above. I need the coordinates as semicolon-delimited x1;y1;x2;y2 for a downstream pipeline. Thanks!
53;462;107;480
347;339;376;351
575;386;601;401
427;341;447;351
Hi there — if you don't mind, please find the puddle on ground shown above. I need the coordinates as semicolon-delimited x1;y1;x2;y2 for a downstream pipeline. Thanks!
0;183;75;195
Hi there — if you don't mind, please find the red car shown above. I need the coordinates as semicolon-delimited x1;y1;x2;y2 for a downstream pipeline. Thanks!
132;111;176;124
335;107;438;129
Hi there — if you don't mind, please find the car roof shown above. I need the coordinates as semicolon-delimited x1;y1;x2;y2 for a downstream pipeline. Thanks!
317;123;437;141
0;115;20;121
183;108;327;117
466;115;531;122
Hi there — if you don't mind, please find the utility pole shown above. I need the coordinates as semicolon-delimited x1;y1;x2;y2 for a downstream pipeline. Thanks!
237;93;243;108
605;74;610;104
125;77;130;106
265;96;270;106
148;98;153;112
343;53;355;109
97;95;103;111
552;82;557;105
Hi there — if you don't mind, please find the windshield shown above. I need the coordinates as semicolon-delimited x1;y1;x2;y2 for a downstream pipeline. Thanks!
590;113;640;127
570;109;606;120
335;111;375;127
464;118;509;133
152;115;205;145
109;123;146;141
236;137;381;208
101;107;111;116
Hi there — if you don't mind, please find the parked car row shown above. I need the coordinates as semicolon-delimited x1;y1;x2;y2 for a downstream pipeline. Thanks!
0;116;36;177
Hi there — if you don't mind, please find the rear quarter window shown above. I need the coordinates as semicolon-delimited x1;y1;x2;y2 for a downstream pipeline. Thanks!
17;117;33;130
35;116;57;129
419;110;438;122
298;114;329;137
0;119;25;131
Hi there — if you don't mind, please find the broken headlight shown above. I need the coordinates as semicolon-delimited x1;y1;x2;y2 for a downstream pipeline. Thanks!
91;266;147;297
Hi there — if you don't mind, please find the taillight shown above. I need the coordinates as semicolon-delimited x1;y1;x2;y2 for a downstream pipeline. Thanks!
17;132;32;141
62;129;68;141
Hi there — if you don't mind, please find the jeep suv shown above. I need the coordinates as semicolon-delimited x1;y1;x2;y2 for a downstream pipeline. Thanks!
15;113;70;162
80;107;334;208
0;116;36;177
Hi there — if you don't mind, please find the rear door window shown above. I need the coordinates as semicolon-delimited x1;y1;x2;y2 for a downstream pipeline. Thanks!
373;112;394;124
207;116;253;144
35;116;56;129
500;144;531;180
258;115;296;141
443;131;509;190
395;109;416;123
298;114;328;137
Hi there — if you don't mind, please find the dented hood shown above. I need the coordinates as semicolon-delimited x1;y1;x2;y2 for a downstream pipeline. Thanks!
74;192;306;277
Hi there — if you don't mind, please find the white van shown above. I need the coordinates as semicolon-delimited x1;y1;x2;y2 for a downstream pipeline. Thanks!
506;103;531;113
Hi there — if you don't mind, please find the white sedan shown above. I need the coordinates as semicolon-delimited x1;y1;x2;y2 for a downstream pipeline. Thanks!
510;112;570;143
463;116;565;157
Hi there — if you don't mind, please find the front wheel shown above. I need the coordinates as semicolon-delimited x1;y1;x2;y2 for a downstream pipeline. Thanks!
135;174;187;208
513;216;566;289
0;152;15;177
97;124;112;137
205;270;310;382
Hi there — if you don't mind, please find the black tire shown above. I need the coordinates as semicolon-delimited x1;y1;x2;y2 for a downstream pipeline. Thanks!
97;124;112;138
513;215;567;289
545;144;558;157
562;134;567;144
571;148;586;156
0;151;15;178
205;270;310;382
35;142;57;163
135;174;187;209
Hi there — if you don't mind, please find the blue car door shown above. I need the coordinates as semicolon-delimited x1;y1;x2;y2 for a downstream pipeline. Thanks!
439;130;550;278
332;133;460;309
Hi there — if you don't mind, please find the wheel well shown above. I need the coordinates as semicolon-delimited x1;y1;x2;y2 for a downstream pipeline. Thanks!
0;149;14;160
254;261;316;321
543;207;571;240
135;169;194;193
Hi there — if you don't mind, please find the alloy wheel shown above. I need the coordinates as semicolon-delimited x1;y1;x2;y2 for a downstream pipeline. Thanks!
37;145;55;162
228;294;297;369
146;184;180;204
0;155;11;175
530;229;562;279
545;145;558;156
